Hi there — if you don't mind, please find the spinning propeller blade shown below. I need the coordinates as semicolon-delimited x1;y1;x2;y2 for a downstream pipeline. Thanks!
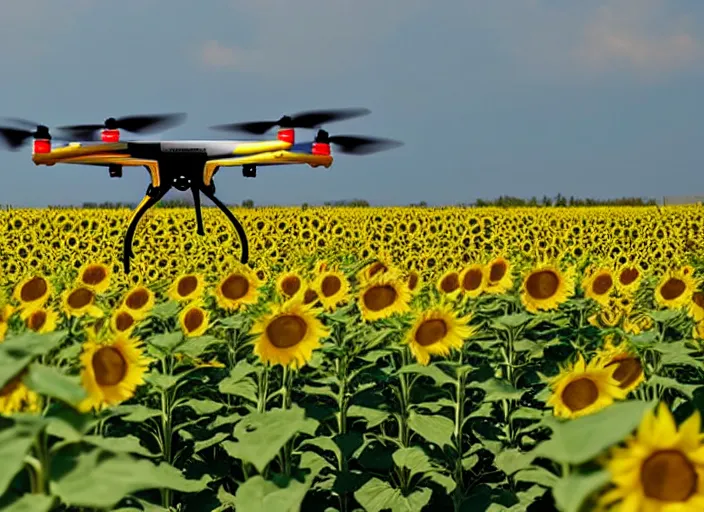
57;113;187;140
0;118;57;151
210;108;371;134
316;130;404;155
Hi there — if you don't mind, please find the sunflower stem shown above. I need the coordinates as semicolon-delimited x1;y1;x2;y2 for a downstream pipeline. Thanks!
452;350;467;501
281;364;294;476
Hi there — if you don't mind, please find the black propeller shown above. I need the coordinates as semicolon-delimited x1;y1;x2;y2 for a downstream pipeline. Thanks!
0;118;56;151
315;129;403;155
210;108;371;135
57;113;186;140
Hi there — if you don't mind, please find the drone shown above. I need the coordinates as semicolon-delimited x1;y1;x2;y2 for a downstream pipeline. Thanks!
0;109;402;273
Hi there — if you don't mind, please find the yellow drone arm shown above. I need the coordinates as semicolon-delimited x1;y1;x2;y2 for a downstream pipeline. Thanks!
202;151;332;186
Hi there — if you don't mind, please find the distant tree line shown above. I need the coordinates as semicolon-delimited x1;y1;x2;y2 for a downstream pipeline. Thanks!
41;194;660;210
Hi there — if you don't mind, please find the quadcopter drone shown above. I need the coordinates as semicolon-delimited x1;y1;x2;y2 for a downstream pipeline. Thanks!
0;109;402;273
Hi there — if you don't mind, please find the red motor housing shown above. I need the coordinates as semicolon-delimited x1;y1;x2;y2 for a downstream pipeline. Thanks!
101;129;120;143
32;139;51;154
277;128;294;143
312;142;330;155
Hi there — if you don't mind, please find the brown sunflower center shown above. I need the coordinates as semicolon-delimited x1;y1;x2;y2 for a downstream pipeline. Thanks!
303;289;318;304
92;347;128;386
693;292;704;309
441;273;460;293
82;265;107;286
20;276;48;302
184;308;205;332
68;287;95;309
125;288;150;310
221;274;249;301
321;275;342;297
640;450;697;502
462;268;483;291
415;319;448;346
363;285;398;311
408;273;419;291
281;275;301;297
526;270;560;300
619;268;639;286
605;357;643;389
592;273;613;295
661;278;686;301
489;260;507;282
114;311;135;332
177;276;198;297
266;314;307;348
28;310;47;331
368;262;387;279
561;377;598;412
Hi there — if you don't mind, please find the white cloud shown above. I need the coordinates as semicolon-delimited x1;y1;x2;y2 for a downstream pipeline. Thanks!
576;0;702;73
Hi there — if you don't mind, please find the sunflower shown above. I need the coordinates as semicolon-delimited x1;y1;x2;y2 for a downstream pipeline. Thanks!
694;321;704;340
312;267;351;312
484;256;513;295
654;267;699;310
213;266;261;311
688;291;704;322
110;308;138;336
77;262;111;294
249;300;330;369
179;301;209;338
546;353;628;419
406;270;422;296
458;264;486;299
436;270;462;298
62;286;104;318
276;269;305;300
0;304;15;341
614;263;642;295
598;403;704;511
121;285;155;320
78;334;152;412
583;267;616;307
20;306;58;334
404;304;476;365
521;262;575;314
593;336;645;394
13;275;52;311
0;370;41;415
358;272;412;322
623;311;653;335
356;255;396;285
167;273;205;302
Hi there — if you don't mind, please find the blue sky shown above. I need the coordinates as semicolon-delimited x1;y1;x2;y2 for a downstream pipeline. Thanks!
1;0;703;207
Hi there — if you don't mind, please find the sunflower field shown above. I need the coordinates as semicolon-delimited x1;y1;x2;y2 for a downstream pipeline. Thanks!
1;204;704;512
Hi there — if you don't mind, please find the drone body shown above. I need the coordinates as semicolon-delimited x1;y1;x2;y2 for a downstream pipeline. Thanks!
0;110;402;273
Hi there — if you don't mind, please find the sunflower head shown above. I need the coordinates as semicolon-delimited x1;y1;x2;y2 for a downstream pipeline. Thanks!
78;333;153;412
358;272;412;322
521;262;576;314
688;290;704;322
121;285;155;320
20;306;58;334
436;269;462;298
546;353;628;419
484;256;513;294
593;336;644;394
654;267;699;310
77;262;111;294
276;269;306;300
110;307;138;336
13;274;52;311
614;263;642;294
0;370;41;416
62;286;104;319
167;273;205;302
213;265;262;311
599;403;704;510
312;267;351;312
582;266;616;307
405;304;476;365
406;270;422;295
178;301;209;338
458;264;486;299
249;299;330;369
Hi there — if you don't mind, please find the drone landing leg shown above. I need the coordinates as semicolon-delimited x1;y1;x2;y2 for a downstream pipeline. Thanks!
190;185;205;236
199;183;249;264
123;185;170;273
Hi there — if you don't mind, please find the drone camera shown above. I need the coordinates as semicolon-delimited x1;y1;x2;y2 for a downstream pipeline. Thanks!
108;164;122;178
243;165;256;178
